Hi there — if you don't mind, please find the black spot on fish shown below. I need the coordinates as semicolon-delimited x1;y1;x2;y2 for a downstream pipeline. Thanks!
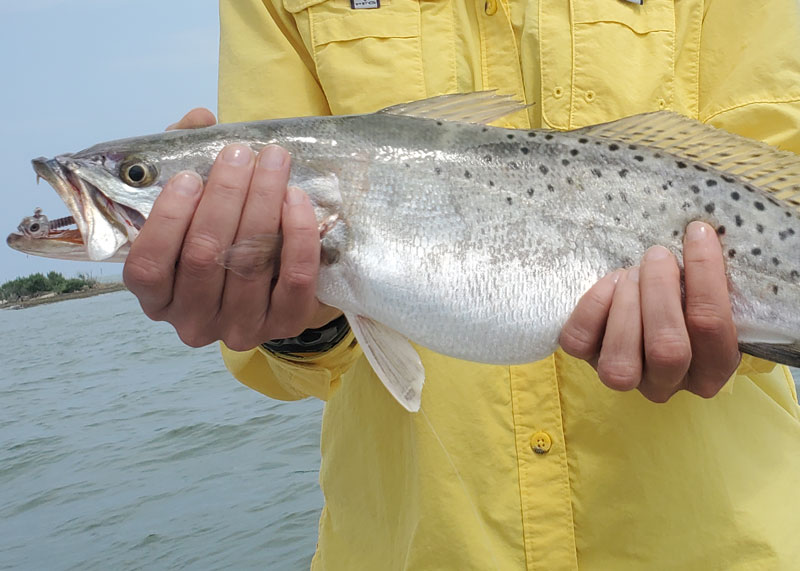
705;203;716;213
619;169;629;178
566;177;575;186
756;223;764;233
507;134;515;140
609;143;619;151
786;211;793;218
482;127;488;133
728;249;736;258
521;147;530;154
731;191;740;200
717;225;726;235
706;179;718;187
690;185;701;194
773;257;780;266
694;165;708;172
682;201;692;210
673;230;680;237
654;153;662;159
545;134;554;141
628;144;638;150
484;154;493;162
404;162;410;168
570;149;579;157
562;159;570;166
676;161;687;169
578;138;588;144
488;180;495;187
721;174;735;183
752;247;762;256
528;188;535;196
745;185;756;192
735;215;744;227
547;184;555;193
436;121;443;126
507;197;513;204
661;183;669;191
528;132;536;137
539;165;549;175
773;285;779;295
754;201;765;211
659;203;667;212
642;211;651;219
434;167;442;175
591;168;602;178
634;155;644;162
605;193;614;202
464;170;472;179
792;270;800;280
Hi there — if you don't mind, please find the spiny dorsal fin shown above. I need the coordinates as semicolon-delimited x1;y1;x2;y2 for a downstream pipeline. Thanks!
379;91;528;125
577;111;800;211
345;312;424;412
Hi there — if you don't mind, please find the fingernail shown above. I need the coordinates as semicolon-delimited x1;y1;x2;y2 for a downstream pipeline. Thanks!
606;270;622;285
221;144;252;166
686;221;708;242
171;171;202;196
286;187;305;205
644;245;670;262
258;145;287;170
628;266;640;283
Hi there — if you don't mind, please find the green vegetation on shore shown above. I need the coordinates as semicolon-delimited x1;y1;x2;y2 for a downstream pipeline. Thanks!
0;272;99;302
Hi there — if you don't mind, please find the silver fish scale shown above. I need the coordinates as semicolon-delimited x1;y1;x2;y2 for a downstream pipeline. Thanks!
263;114;800;363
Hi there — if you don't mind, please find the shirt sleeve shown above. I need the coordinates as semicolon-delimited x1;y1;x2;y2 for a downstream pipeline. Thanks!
218;0;361;401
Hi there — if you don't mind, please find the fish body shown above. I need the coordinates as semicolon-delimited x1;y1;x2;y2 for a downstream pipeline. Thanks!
9;93;800;410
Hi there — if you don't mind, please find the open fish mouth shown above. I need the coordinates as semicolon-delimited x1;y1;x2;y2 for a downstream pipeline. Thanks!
28;157;145;260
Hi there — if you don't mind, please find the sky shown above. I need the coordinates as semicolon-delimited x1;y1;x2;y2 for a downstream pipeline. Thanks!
0;1;220;283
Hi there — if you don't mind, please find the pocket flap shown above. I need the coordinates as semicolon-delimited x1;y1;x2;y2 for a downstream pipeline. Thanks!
573;0;673;34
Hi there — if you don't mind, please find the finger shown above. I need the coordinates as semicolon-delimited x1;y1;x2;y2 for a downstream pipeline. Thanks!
166;107;217;131
560;270;622;364
220;146;291;350
683;221;740;397
638;246;691;402
262;187;321;340
170;145;255;339
596;268;644;391
123;171;203;319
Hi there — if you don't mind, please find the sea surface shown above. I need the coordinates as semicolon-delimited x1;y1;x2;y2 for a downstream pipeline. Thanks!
1;292;798;570
0;291;323;570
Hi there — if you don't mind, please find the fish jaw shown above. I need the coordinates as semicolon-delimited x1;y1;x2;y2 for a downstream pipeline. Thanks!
31;157;133;260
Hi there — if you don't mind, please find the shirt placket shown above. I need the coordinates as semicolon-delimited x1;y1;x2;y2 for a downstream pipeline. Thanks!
477;0;530;128
510;356;578;570
538;0;573;129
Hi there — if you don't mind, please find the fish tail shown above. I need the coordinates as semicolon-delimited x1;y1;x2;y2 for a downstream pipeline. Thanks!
739;342;800;368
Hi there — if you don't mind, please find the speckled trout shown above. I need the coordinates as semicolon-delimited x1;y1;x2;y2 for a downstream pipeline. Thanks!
8;93;800;411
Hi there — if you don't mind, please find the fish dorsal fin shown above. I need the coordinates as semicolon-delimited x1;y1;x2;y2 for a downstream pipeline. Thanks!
578;111;800;211
379;91;527;125
345;312;424;412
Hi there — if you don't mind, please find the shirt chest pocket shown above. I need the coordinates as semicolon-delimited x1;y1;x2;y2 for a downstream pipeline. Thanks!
570;0;676;125
283;0;427;115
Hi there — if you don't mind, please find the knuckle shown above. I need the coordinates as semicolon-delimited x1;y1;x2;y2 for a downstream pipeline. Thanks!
123;256;170;292
646;334;692;370
559;326;598;360
597;358;641;391
686;305;730;337
177;329;214;349
281;266;316;290
639;386;675;404
180;233;223;276
211;178;250;202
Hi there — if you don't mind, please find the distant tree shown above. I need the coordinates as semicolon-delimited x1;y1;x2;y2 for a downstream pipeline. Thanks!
0;271;96;301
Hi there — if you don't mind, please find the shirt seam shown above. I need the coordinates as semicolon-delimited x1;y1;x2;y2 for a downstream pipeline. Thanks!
701;96;800;124
508;365;531;571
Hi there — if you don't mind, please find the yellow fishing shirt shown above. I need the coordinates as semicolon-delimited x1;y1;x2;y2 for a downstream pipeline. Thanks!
218;0;800;568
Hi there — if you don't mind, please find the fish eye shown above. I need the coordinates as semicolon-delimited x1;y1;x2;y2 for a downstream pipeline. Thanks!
120;159;157;187
29;223;40;232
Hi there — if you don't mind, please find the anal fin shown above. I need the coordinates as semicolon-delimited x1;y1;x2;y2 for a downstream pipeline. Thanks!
345;312;424;412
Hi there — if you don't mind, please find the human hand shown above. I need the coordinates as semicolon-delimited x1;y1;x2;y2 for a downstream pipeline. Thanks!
559;221;741;402
123;109;342;351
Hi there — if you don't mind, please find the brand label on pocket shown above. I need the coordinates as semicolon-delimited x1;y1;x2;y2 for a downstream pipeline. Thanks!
351;0;380;8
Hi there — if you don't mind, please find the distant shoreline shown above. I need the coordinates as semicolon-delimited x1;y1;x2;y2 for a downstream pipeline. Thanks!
0;282;127;310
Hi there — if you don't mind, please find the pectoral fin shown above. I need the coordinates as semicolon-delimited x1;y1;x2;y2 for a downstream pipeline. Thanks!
345;312;424;412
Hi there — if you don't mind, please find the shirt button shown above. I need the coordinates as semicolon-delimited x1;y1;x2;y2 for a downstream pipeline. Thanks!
657;97;667;109
530;431;552;455
584;90;596;103
484;0;498;15
553;86;564;99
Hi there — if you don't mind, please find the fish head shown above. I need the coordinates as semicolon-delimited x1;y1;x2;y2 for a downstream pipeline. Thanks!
19;128;225;261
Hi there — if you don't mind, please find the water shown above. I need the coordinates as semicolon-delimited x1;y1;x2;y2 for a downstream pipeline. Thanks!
1;292;798;570
0;291;323;570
